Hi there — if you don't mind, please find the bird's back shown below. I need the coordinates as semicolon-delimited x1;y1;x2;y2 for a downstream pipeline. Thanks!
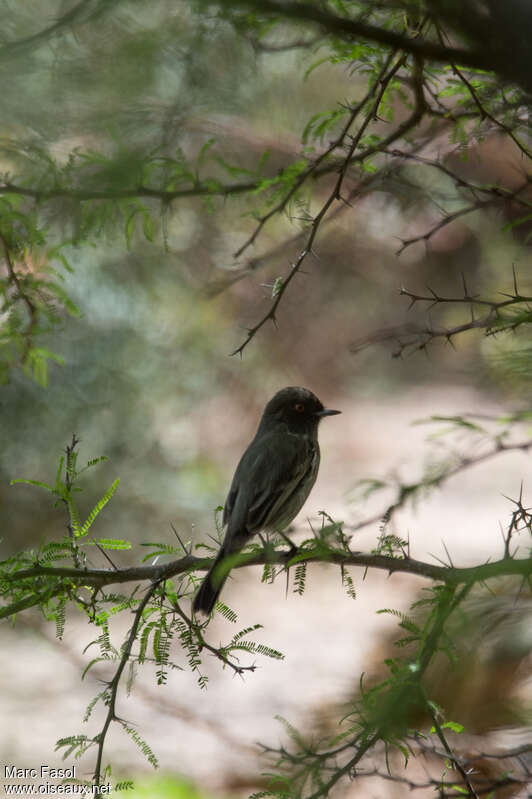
223;427;320;549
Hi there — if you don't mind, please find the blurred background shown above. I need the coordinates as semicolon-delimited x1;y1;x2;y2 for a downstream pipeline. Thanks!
1;1;532;796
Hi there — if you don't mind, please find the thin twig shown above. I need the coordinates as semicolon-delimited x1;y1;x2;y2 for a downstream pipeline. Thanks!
64;434;81;568
0;231;37;361
230;49;427;356
173;602;257;676
92;579;161;784
348;437;532;531
232;50;398;261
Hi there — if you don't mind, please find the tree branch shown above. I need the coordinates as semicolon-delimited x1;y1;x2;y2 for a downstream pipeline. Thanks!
0;0;102;60
231;1;491;72
353;273;532;357
230;49;427;356
0;231;38;361
0;179;257;204
3;547;532;618
93;578;160;784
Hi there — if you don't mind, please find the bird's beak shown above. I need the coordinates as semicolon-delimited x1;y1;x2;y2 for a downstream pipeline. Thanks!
315;408;341;417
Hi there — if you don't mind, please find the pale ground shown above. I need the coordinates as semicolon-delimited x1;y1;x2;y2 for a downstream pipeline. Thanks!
2;386;531;795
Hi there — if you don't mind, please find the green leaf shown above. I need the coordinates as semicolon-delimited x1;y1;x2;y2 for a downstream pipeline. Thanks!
142;211;154;242
77;478;120;536
24;348;65;387
89;538;131;550
439;720;464;734
125;211;136;248
196;137;216;170
10;478;55;491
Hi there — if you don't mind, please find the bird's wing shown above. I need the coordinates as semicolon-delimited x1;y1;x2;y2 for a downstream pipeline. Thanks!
223;430;317;541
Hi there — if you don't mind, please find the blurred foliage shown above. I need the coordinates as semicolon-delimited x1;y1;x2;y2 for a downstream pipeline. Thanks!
123;775;218;799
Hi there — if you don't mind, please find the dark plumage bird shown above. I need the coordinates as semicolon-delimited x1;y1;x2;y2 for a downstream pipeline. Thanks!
192;387;341;615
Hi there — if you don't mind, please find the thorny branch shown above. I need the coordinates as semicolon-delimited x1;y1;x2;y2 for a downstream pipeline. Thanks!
93;579;160;785
232;48;399;262
385;149;532;208
231;0;491;73
260;583;481;799
353;268;532;358
0;0;105;60
392;172;532;256
402;735;532;796
348;431;532;532
3;432;532;794
20;612;259;759
395;199;499;255
64;434;81;568
428;704;480;799
230;51;427;356
229;17;530;355
223;20;532;357
4;424;532;624
356;760;527;796
434;23;532;161
0;179;257;204
3;542;532;621
172;601;258;676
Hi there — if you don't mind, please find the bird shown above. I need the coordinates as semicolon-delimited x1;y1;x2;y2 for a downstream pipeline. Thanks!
192;386;341;615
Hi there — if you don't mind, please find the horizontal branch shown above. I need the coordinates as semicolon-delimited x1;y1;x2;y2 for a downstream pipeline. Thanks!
0;0;93;60
353;269;532;357
0;179;257;204
235;0;491;72
3;547;532;602
1;583;65;617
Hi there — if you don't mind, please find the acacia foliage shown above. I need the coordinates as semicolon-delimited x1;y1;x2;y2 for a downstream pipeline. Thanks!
2;0;532;377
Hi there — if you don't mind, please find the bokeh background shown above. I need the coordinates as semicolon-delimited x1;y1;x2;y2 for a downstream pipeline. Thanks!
1;2;532;796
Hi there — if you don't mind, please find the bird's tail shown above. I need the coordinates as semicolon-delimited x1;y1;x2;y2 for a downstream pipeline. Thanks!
192;546;230;616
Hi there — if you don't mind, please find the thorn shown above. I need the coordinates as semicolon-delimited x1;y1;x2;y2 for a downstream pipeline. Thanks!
93;540;119;571
171;523;190;554
446;334;457;350
512;263;520;297
277;530;298;558
441;538;454;567
498;521;506;544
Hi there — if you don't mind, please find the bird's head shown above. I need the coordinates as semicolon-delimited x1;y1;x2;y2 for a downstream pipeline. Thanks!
260;386;341;435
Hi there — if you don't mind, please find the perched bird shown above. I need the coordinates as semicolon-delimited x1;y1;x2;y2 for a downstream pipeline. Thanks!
192;387;341;615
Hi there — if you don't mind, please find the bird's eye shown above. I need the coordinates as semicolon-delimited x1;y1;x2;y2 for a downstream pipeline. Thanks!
294;403;305;413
